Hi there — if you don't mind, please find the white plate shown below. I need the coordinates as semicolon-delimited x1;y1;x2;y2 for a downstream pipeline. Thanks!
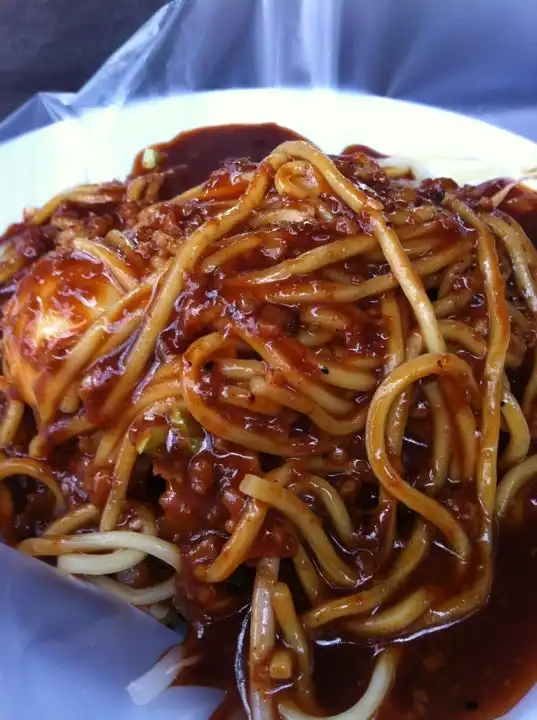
1;89;537;720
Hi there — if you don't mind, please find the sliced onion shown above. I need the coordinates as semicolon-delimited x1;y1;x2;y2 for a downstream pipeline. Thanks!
127;645;199;706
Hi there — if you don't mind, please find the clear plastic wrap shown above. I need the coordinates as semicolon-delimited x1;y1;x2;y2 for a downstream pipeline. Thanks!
2;1;537;718
2;0;537;145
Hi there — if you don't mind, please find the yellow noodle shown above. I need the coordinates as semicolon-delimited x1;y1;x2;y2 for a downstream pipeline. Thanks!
100;437;138;531
44;504;99;536
234;235;377;285
397;219;441;239
501;376;531;468
240;474;361;588
5;132;537;720
251;377;367;436
216;358;265;381
273;140;380;212
59;386;80;415
0;397;24;446
416;198;513;633
269;650;294;681
300;307;349;332
315;360;376;392
196;466;290;583
438;320;487;357
302;522;430;629
380;293;404;566
0;456;64;508
366;353;477;561
20;531;180;574
94;378;186;465
201;234;264;274
496;454;537;518
263;243;469;304
99;156;285;421
250;558;280;720
433;285;475;318
236;327;354;417
404;328;477;480
506;300;531;331
365;236;445;264
423;382;451;490
219;385;282;414
86;575;176;606
346;587;434;637
97;309;146;358
297;328;334;348
183;334;320;456
292;542;322;606
278;647;399;720
272;582;312;699
288;474;354;545
37;270;159;425
450;198;510;521
250;205;315;227
29;414;95;457
29;184;121;226
523;346;537;417
438;255;473;298
274;160;322;200
73;238;138;292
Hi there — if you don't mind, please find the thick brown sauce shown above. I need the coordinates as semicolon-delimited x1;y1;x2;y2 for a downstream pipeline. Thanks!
381;504;537;719
131;123;304;198
4;124;537;719
180;494;537;720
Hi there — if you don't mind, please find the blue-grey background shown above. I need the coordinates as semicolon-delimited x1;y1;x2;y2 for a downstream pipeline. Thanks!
1;0;537;142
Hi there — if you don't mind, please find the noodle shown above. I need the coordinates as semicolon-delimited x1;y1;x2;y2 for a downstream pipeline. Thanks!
302;522;430;629
496;454;537;518
278;648;399;720
240;474;362;588
196;465;291;583
20;530;181;574
287;474;354;545
345;587;434;637
0;397;24;446
272;582;313;700
366;353;476;562
250;558;280;720
43;503;100;536
0;456;64;509
86;575;176;606
500;376;531;468
3;123;537;720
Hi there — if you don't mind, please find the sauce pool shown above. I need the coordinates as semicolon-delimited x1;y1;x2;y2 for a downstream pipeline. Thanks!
180;492;537;719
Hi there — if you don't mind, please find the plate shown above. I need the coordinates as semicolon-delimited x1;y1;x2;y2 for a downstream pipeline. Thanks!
1;88;537;720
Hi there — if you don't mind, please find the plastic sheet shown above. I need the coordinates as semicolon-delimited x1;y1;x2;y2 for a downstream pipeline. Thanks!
1;1;537;718
2;0;537;145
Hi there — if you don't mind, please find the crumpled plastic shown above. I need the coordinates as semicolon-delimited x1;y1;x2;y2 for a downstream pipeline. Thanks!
1;1;537;718
2;0;537;147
